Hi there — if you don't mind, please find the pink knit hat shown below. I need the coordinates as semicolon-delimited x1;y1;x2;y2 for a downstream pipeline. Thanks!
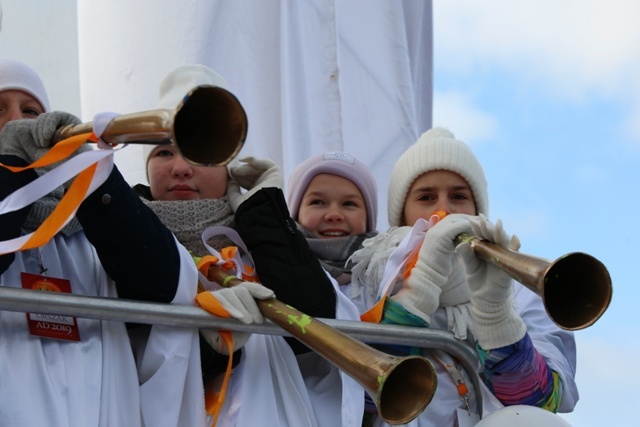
287;152;378;231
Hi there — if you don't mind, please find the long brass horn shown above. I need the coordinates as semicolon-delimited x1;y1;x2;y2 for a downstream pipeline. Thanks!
55;85;248;166
454;234;612;330
207;267;437;425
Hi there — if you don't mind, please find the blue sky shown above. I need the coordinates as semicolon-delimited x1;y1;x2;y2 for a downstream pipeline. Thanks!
432;2;640;425
0;1;636;425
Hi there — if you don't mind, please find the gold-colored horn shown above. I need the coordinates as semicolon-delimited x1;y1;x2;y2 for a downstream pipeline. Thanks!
55;85;248;166
207;267;437;425
455;234;612;330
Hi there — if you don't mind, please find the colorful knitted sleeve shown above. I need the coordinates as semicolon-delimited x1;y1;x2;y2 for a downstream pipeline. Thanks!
477;333;562;412
380;297;429;327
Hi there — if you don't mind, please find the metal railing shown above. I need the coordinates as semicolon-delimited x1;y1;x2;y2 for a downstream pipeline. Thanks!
0;285;483;413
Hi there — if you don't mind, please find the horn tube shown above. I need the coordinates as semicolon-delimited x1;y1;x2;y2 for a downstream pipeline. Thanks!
207;267;438;425
55;85;248;166
454;234;612;330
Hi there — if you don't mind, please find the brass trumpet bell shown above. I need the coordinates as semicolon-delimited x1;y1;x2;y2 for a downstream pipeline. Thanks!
456;234;612;330
515;251;611;330
207;267;437;425
55;85;248;166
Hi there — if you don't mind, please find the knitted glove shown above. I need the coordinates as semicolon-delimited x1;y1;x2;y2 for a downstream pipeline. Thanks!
392;214;474;324
0;112;92;198
455;214;526;349
210;281;275;324
0;112;88;168
227;156;283;212
200;281;275;355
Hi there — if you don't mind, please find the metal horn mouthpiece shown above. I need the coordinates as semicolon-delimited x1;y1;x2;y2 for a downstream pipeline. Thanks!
55;85;248;166
207;267;437;425
455;234;612;330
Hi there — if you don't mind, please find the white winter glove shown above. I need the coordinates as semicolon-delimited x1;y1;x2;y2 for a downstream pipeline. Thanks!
226;156;283;211
455;214;526;349
200;281;275;355
210;281;275;324
392;214;474;324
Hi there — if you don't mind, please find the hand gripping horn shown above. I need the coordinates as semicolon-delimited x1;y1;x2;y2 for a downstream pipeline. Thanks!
454;234;612;330
55;85;248;166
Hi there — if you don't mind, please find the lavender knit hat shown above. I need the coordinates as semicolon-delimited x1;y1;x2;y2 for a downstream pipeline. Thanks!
388;127;488;227
0;58;50;112
287;152;378;231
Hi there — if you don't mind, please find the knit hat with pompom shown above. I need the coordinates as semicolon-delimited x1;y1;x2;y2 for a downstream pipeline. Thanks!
387;127;488;226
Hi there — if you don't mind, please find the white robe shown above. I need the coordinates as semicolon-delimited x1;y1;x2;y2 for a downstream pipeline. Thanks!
0;233;205;427
213;273;364;427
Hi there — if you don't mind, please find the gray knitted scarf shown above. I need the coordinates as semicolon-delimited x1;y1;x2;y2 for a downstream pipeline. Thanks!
140;197;235;256
297;223;378;285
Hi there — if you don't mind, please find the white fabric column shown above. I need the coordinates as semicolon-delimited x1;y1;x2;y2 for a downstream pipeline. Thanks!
77;0;432;228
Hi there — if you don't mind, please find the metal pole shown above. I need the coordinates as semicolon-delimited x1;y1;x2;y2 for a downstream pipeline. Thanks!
0;285;483;413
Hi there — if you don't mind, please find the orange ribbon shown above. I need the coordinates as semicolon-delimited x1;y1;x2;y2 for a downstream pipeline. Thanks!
0;132;98;253
195;246;259;427
195;291;236;427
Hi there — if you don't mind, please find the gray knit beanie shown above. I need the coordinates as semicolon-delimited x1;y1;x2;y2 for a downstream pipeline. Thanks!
287;152;378;231
0;58;50;112
387;127;488;226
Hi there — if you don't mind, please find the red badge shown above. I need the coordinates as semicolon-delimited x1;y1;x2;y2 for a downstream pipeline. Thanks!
21;272;81;342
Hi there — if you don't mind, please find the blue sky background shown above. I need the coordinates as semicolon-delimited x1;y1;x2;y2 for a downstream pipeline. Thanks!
432;2;639;425
0;1;637;425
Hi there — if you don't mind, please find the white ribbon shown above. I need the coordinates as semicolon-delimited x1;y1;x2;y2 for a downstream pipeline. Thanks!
0;114;125;253
92;112;121;149
376;214;441;300
198;225;257;290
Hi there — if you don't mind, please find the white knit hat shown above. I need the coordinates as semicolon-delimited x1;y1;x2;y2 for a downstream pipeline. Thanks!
388;127;488;226
0;58;50;112
142;64;232;166
157;64;230;109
